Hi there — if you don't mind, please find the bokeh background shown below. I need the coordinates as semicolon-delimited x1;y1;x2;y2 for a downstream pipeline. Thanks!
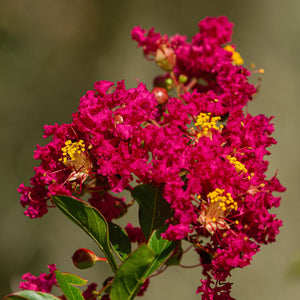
0;0;299;299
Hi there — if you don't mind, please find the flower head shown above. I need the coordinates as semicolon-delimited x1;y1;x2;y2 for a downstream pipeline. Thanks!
198;189;238;235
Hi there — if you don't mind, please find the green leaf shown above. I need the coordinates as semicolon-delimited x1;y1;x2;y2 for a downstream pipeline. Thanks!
131;184;172;240
165;241;183;266
55;271;85;300
110;244;155;300
52;195;117;273
145;225;179;276
108;222;131;261
4;290;61;300
58;272;87;286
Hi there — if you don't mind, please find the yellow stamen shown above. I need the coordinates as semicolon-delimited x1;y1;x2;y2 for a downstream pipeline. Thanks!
226;155;248;174
224;45;244;65
198;188;238;235
195;112;222;138
59;139;92;182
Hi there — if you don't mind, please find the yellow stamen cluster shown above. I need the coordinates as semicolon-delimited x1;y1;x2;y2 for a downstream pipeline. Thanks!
59;140;86;164
195;112;223;138
224;45;244;66
207;188;237;212
197;188;238;235
226;155;248;174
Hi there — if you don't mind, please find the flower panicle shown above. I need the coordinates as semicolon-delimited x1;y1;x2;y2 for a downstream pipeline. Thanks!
17;15;284;299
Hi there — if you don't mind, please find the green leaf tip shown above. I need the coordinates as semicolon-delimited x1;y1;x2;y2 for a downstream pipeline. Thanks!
52;195;117;273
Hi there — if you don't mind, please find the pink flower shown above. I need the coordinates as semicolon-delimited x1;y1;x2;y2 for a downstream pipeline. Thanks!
88;192;127;222
19;264;57;293
82;283;98;299
197;278;234;300
17;16;285;299
125;223;146;245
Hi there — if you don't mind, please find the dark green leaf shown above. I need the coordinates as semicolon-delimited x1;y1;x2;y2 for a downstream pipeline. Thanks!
55;271;84;300
131;184;172;240
108;222;131;261
110;244;155;300
164;241;183;266
145;225;179;276
52;195;117;273
4;290;61;300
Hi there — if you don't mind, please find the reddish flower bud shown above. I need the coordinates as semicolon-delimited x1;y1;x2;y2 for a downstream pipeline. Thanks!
151;87;169;105
72;248;106;269
113;114;124;124
155;45;176;71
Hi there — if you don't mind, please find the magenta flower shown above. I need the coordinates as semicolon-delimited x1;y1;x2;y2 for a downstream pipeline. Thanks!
16;16;285;299
19;264;57;293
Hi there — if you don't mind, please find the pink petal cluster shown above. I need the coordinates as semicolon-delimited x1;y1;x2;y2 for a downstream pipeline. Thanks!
19;264;57;293
18;16;285;298
125;223;146;245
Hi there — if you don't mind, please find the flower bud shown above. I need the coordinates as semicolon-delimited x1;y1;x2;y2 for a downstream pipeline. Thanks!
165;78;173;88
155;45;176;71
178;74;188;83
151;87;169;105
72;248;106;269
113;115;124;124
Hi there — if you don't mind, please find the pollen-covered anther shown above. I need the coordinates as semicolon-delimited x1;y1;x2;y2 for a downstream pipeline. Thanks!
198;188;238;235
226;155;248;174
59;139;92;182
224;44;244;65
60;140;86;163
195;112;223;139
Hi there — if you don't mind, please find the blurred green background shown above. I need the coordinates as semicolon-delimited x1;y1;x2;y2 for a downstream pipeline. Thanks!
0;0;299;299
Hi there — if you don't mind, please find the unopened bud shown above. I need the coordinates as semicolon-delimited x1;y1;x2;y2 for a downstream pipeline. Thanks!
155;45;176;71
72;248;107;269
178;74;188;83
114;115;124;124
151;87;169;105
165;78;173;87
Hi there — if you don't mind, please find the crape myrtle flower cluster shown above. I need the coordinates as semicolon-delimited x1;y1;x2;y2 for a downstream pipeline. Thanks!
17;16;285;299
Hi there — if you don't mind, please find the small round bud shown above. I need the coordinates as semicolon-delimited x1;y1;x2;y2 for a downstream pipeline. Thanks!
155;45;176;71
178;74;188;83
165;78;173;86
151;87;169;105
113;115;124;124
72;248;98;269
